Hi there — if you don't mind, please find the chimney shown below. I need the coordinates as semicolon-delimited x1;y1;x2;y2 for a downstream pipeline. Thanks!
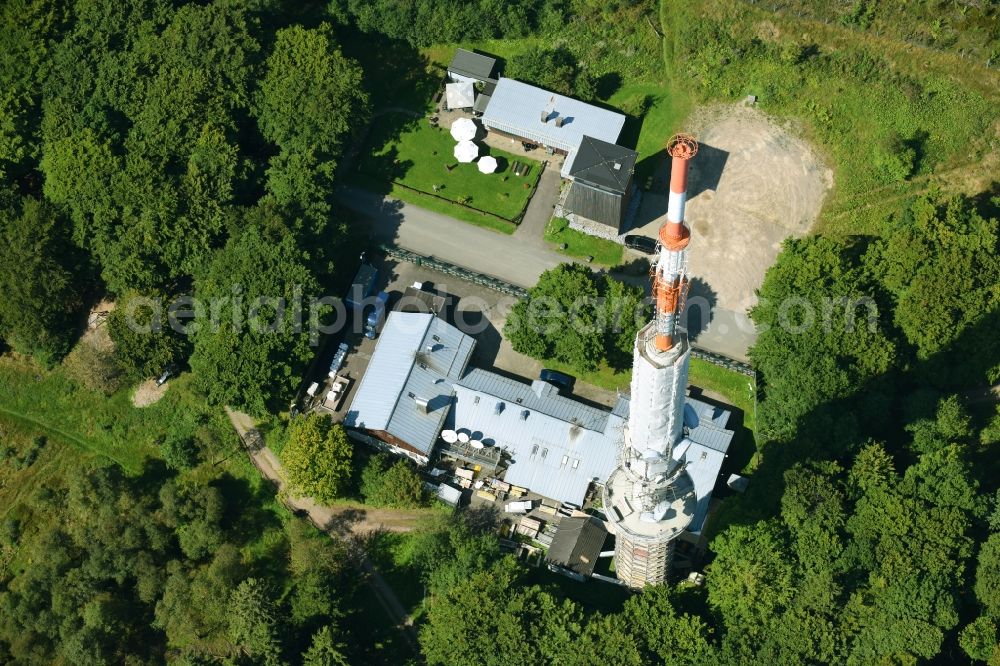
414;396;429;414
540;110;549;123
554;116;564;128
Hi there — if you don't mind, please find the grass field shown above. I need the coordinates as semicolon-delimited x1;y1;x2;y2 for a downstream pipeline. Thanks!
356;113;542;225
544;217;624;266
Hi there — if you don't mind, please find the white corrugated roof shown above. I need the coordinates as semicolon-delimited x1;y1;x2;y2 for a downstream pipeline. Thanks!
449;370;625;505
345;312;475;455
481;78;625;155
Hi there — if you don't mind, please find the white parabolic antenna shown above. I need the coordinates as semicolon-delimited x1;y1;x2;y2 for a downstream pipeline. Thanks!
457;431;470;443
441;430;458;443
470;440;484;449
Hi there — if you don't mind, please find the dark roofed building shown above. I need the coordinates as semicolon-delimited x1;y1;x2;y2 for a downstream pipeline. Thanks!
564;136;638;232
545;516;608;580
447;49;498;84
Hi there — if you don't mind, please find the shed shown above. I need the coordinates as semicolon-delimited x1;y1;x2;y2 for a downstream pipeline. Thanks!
545;516;607;579
437;483;463;506
447;48;498;84
564;136;638;231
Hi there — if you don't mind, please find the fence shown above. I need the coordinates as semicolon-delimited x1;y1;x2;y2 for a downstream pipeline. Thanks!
381;243;756;379
379;243;528;298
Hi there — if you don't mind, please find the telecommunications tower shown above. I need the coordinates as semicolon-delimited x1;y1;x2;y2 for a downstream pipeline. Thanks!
603;134;699;588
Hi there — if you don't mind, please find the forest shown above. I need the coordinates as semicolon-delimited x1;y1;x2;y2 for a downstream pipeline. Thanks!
1;0;1000;664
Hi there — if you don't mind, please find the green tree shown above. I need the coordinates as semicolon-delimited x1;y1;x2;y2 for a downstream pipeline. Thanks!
228;577;282;664
874;194;1000;379
420;557;580;666
749;235;898;439
978;534;1000;617
0;193;84;364
504;263;605;372
508;46;582;97
281;415;353;503
360;453;426;508
256;24;368;160
960;616;999;663
107;290;190;380
189;219;324;414
619;585;716;665
302;626;349;666
707;521;796;643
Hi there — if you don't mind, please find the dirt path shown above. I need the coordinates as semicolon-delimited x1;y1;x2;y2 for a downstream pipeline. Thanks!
224;409;423;647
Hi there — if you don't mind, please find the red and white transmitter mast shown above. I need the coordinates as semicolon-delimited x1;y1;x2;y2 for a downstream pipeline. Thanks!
604;134;700;588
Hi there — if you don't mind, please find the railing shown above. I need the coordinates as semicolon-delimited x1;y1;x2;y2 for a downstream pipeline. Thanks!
379;243;528;298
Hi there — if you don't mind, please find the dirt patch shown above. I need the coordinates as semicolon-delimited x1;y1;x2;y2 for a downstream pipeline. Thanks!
131;378;168;407
81;298;117;352
633;104;832;313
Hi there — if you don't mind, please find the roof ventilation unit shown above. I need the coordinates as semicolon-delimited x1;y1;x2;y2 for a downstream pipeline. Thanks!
554;116;564;128
494;401;505;415
414;396;429;414
520;409;530;420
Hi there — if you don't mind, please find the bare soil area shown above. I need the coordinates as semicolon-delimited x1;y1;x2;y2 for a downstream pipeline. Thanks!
131;379;168;407
633;104;832;313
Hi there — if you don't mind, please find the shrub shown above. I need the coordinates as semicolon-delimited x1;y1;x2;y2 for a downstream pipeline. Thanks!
360;453;426;508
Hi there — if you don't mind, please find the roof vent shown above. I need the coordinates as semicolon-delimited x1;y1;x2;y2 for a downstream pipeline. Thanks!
414;396;430;414
554;116;564;128
520;409;530;420
540;110;549;123
613;162;621;170
494;402;504;415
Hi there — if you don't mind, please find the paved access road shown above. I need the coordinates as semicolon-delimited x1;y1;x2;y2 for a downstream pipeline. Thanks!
337;184;757;360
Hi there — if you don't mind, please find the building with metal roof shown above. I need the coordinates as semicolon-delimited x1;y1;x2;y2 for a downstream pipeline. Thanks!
447;48;498;84
480;78;626;161
676;397;735;534
564;136;638;231
448;369;627;506
345;312;476;464
545;516;608;580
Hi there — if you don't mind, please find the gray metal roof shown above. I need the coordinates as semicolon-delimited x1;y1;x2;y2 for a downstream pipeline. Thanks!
481;78;626;155
567;136;637;193
545;516;607;577
473;93;492;114
447;48;497;82
449;369;625;505
345;312;475;455
458;369;611;432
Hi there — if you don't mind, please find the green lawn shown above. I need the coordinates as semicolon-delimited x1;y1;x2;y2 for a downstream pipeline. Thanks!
544;217;624;266
356;113;542;225
0;355;238;474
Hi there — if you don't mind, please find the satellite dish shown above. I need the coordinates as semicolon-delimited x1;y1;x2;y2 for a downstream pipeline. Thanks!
458;432;470;443
470;440;484;449
441;430;458;444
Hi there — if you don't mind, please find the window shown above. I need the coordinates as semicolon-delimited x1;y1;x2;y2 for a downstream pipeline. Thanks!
572;459;580;470
560;455;568;467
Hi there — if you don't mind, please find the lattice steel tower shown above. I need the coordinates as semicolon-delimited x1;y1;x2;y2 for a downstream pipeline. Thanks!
603;134;699;588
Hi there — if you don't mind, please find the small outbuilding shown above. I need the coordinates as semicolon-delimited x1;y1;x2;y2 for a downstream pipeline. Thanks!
545;516;608;580
564;136;638;232
447;48;498;85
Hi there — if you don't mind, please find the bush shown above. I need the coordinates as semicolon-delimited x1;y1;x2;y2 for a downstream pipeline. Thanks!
162;434;199;470
360;453;426;508
63;339;125;395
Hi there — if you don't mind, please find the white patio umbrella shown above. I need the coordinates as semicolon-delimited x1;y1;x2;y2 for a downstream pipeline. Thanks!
477;155;498;174
453;140;478;163
449;117;477;142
